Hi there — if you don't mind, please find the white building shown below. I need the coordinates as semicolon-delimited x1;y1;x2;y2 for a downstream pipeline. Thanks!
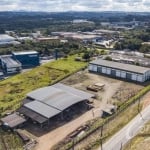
0;56;22;74
89;59;150;83
0;34;16;45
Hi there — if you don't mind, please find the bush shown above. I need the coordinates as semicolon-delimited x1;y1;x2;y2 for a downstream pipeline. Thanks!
105;56;112;61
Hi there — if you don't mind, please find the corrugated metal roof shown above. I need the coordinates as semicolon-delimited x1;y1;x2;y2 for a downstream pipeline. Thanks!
1;113;26;128
42;93;84;111
27;83;94;104
19;107;48;123
90;59;150;74
0;72;4;76
0;34;15;41
1;56;21;68
24;101;61;119
24;83;94;120
27;86;62;101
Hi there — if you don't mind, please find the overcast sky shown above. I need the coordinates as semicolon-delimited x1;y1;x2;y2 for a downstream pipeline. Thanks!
0;0;150;12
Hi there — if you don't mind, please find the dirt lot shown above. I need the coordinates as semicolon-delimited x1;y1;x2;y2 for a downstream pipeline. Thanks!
28;70;143;150
62;70;143;108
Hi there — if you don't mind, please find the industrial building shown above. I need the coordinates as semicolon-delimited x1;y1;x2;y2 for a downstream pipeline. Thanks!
0;71;4;79
0;113;26;129
89;59;150;82
19;83;94;126
12;51;40;68
0;34;19;45
51;32;101;43
0;51;40;74
0;56;22;74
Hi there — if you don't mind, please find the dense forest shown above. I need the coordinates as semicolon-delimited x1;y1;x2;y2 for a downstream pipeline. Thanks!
0;11;150;32
114;28;150;52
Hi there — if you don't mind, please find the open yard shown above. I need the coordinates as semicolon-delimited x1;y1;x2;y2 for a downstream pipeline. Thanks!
23;70;144;150
62;70;143;109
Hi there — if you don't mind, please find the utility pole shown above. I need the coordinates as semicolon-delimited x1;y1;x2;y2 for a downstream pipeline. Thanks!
72;137;75;150
54;48;58;60
100;125;103;150
120;142;123;150
138;97;143;120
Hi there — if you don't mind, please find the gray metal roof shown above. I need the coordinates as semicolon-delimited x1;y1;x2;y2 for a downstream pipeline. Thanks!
53;83;93;99
0;72;4;76
39;92;85;111
0;34;15;41
19;106;47;123
27;86;62;101
90;59;150;74
24;101;61;119
0;56;21;68
24;83;94;120
27;83;94;104
1;113;26;128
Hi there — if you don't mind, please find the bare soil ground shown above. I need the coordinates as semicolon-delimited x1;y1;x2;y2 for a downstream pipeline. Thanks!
62;70;143;108
26;70;143;150
34;110;100;150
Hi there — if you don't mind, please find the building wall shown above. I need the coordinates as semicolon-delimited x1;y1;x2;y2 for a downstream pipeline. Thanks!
0;57;22;74
1;61;21;74
89;64;149;82
12;53;40;68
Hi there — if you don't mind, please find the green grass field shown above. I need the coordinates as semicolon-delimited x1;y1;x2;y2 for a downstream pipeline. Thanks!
0;55;87;116
0;129;23;150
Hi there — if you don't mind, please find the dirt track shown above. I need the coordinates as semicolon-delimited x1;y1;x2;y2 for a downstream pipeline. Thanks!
35;108;100;150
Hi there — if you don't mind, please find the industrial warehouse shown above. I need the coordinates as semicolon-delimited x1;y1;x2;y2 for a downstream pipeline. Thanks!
18;83;94;127
0;55;22;74
0;51;40;74
89;59;150;82
12;51;40;68
0;34;19;45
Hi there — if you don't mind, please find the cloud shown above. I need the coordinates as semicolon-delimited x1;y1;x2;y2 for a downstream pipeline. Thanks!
143;0;150;6
0;0;149;12
114;0;142;3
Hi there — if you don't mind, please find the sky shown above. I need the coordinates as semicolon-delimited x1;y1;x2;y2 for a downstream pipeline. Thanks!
0;0;150;12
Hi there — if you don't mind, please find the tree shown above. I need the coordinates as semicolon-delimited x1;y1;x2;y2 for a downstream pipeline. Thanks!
105;56;112;61
139;44;150;53
82;52;91;61
114;39;142;51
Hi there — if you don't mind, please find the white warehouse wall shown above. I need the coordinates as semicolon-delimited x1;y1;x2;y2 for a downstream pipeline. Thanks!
89;64;149;82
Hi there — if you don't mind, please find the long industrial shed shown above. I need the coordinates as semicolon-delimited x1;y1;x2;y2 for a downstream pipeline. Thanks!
89;59;150;82
19;83;94;126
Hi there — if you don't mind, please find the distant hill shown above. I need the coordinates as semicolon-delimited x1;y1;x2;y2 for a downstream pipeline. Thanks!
0;11;149;31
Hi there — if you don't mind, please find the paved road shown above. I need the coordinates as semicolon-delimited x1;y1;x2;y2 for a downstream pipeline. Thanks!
98;104;150;150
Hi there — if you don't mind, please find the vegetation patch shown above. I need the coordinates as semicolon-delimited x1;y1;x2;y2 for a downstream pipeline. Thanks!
0;129;23;150
0;55;87;116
